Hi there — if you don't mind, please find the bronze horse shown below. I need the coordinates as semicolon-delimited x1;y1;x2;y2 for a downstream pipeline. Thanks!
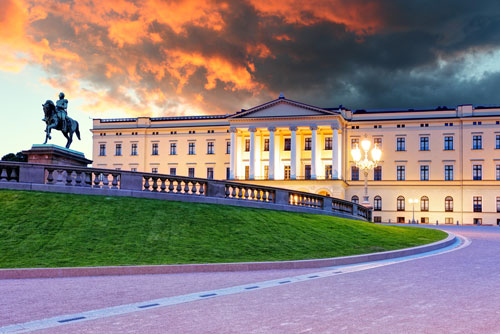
42;100;81;149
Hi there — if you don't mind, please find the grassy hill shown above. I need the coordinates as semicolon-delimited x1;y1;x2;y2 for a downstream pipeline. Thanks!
0;189;446;268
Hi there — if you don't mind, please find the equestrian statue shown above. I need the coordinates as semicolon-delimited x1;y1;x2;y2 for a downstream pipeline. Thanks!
42;92;80;149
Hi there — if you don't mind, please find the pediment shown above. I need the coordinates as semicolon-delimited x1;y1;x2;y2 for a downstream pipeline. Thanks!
230;98;338;119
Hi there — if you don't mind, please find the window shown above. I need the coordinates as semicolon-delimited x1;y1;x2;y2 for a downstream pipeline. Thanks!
374;166;382;181
474;218;482;225
351;138;359;149
188;130;196;134
284;165;291;180
264;138;270;151
374;196;382;211
325;165;332;179
264;165;269;179
445;165;454;181
169;143;177;155
99;144;106;156
420;165;429;181
226;141;231;154
445;196;453;212
305;165;311;180
351;195;359;204
374;137;382;147
397;196;405;211
421;217;429;224
397;166;405;181
207;142;215;154
473;196;482;212
351;166;360;181
420;137;429;151
304;137;312;151
496;135;500;149
472;135;482;150
396;137;405;151
207;167;214;179
152;167;158;173
284;138;291;151
397;217;405;224
245;166;249;180
497;197;500;213
496;165;500;180
445;218;454;225
420;196;429;211
188;168;195;178
152;143;159;155
226;167;230;180
245;139;250;152
325;137;332;150
115;143;122;156
444;136;454;150
188;142;195;155
131;167;137;172
131;143;138;156
473;165;482;180
373;216;382;223
169;168;176;176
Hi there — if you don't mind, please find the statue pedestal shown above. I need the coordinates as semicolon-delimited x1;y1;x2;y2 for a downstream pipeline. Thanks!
23;144;92;167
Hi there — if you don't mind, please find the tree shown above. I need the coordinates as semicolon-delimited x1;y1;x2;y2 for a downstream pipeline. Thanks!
1;152;27;162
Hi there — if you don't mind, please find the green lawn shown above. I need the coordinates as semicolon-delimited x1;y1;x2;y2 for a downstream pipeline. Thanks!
0;189;446;268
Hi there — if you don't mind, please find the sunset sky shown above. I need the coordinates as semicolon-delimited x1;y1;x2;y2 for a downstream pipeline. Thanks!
2;0;500;157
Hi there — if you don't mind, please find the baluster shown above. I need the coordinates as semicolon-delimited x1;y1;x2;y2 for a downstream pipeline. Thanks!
93;172;101;187
46;168;54;184
168;178;175;192
225;185;230;198
256;189;261;201
84;172;92;187
237;187;243;199
262;190;267;202
191;181;197;194
111;174;119;189
160;177;167;192
244;187;249;199
102;173;109;188
0;167;7;182
143;176;150;191
184;181;190;193
249;188;254;200
198;182;205;195
74;171;82;186
152;177;159;192
9;168;18;182
268;191;274;202
231;186;237;198
176;180;182;193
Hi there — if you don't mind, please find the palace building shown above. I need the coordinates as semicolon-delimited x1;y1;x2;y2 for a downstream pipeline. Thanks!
92;94;500;226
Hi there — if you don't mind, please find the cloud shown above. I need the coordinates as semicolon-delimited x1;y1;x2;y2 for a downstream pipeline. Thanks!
3;0;500;117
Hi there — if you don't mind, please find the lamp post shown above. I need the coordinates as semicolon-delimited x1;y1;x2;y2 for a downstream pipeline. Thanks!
351;136;382;208
409;198;419;224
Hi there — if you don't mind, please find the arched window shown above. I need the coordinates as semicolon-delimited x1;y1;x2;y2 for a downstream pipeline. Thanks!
420;196;429;211
374;196;382;211
445;196;453;212
351;195;359;204
397;196;405;211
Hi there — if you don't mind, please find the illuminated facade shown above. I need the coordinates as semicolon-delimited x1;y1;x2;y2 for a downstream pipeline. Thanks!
92;95;500;226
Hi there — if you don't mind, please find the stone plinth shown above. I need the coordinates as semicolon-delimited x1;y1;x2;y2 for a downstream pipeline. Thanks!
22;144;92;167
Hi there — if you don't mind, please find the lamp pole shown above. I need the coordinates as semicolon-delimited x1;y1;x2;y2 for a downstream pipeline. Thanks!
409;198;419;224
351;136;382;208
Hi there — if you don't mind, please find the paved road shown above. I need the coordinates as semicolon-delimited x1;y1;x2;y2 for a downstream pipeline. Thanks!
2;225;500;334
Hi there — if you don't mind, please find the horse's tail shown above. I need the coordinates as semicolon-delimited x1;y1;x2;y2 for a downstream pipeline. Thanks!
75;122;81;140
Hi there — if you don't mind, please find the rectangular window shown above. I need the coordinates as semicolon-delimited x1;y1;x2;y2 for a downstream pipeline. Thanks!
473;196;482;212
284;165;291;180
99;144;106;156
325;137;332;150
445;218;454;225
226;141;231;154
374;166;382;181
420;137;429;151
421;217;429;224
284;138;291;151
374;137;382;147
397;166;405;181
304;138;312;151
188;167;195;178
245;139;250;152
472;135;482;150
169;168;176;176
245;166;250;180
188;142;195;155
351;138;359;149
305;165;311;180
152;143;159;156
420;165;429;181
445;165;454;181
151;167;158;173
444;136;454;150
169;143;177;155
473;165;482;180
351;166;359;181
131;167;137;172
115;143;122;156
497;197;500;213
396;137;406;151
226;167;230;180
264;138;270;151
325;165;332;179
207;167;214;179
131;143;138;156
264;165;269;180
496;135;500;149
373;216;382;223
497;165;500;180
207;142;215;154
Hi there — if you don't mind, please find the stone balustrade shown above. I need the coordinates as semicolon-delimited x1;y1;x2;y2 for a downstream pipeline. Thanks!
0;161;371;222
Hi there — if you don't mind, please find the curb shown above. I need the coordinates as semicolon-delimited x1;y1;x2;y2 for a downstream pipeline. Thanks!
0;233;456;280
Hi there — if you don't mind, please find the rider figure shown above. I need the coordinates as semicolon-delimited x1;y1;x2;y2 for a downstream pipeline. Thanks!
56;92;68;130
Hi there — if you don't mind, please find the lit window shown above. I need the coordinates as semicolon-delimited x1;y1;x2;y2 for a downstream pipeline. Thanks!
472;135;482;150
374;137;382;147
325;137;332;150
420;137;429;151
304;137;312;151
444;136;454;150
131;143;138;156
473;196;482;212
397;166;405;181
396;137;405;151
245;139;250;152
374;196;382;211
445;196;453;212
420;165;429;181
351;138;359;149
264;139;270;151
496;135;500;149
264;165;269;180
351;166;359;181
152;143;159;156
496;197;500;213
497;165;500;181
397;196;405;211
374;166;382;181
473;165;482;180
445;165;453;181
169;168;176;176
420;196;429;211
188;142;195;155
207;142;215;154
169;143;177;155
284;138;291;151
284;165;291;180
325;165;332;179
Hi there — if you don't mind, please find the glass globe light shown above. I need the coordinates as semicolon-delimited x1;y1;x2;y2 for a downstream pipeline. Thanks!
361;138;371;152
351;145;362;162
371;146;382;162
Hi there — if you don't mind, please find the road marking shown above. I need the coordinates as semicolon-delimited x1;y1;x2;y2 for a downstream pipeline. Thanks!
0;234;468;334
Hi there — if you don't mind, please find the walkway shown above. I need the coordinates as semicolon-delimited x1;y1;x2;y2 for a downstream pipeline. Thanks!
1;225;499;333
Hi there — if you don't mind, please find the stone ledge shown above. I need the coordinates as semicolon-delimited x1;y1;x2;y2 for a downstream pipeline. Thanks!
0;233;456;280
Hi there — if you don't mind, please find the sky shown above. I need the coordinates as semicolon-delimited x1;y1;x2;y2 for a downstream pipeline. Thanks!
2;0;500;158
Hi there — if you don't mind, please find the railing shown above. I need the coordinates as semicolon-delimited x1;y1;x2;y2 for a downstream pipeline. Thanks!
0;161;371;221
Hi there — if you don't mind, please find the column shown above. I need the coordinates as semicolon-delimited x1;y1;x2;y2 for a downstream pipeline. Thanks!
268;127;276;180
249;127;256;180
229;127;237;180
290;126;297;180
310;126;318;179
332;124;342;179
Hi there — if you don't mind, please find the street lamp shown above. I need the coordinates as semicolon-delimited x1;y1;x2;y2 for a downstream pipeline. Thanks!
409;198;419;224
351;136;382;208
